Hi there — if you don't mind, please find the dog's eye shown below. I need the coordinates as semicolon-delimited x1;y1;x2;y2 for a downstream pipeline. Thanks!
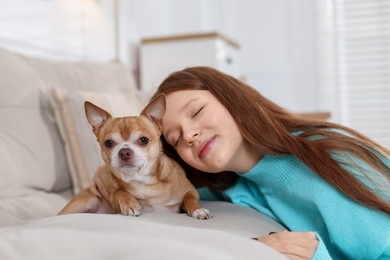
104;139;114;148
138;136;149;146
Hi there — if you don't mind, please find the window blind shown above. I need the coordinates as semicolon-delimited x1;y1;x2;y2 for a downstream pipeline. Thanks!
317;0;390;149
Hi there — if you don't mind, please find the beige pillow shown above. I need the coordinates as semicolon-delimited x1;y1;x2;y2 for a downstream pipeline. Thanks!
50;87;142;194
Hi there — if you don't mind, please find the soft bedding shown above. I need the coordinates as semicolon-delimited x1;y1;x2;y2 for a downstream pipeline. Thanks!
0;201;286;260
0;190;72;228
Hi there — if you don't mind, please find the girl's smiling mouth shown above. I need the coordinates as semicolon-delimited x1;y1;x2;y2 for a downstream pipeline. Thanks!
198;136;216;158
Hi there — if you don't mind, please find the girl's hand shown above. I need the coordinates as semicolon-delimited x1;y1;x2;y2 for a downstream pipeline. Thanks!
89;165;111;203
253;231;318;260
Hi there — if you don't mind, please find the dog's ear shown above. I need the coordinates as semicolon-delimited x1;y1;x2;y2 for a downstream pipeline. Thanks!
84;101;112;136
141;94;166;132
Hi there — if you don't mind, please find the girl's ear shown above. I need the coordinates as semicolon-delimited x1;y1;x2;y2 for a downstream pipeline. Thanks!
141;94;166;131
84;101;112;137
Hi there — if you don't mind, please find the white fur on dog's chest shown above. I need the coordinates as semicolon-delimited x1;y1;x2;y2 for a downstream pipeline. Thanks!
128;181;183;208
117;159;158;184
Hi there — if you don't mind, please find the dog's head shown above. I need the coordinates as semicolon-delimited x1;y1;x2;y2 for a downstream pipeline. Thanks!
84;94;166;182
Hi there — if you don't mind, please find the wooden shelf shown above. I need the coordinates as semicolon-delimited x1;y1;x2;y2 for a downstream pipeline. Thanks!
296;112;331;121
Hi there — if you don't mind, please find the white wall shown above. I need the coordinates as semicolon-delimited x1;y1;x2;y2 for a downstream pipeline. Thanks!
119;0;320;113
233;0;319;113
0;0;320;113
0;0;115;61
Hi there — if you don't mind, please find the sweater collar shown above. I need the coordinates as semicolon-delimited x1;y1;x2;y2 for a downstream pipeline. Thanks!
238;154;300;187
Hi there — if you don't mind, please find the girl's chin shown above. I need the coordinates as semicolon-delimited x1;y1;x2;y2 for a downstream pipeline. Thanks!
202;160;228;173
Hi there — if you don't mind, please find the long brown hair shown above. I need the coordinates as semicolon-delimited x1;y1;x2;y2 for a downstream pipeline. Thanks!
151;66;390;214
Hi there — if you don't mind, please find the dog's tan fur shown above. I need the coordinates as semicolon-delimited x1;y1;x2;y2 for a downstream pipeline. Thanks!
58;94;211;219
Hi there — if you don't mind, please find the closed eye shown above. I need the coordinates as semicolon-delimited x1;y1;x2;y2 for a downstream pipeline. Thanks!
173;106;204;147
174;135;181;147
192;106;204;118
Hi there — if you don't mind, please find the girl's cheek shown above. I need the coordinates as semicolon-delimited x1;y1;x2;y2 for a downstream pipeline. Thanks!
181;151;190;162
176;149;186;161
180;150;194;166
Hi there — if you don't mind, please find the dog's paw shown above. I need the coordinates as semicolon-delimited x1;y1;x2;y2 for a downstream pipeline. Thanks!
127;207;141;217
113;189;142;217
119;201;142;217
191;208;212;220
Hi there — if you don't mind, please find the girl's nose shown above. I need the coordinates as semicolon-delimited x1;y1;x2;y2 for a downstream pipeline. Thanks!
183;126;200;145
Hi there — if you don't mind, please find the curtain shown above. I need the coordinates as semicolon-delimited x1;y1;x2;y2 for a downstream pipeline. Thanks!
317;0;390;148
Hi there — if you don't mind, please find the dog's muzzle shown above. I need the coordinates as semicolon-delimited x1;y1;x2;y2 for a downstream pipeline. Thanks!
119;148;133;162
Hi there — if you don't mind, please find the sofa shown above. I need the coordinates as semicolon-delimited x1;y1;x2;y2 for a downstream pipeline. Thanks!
0;47;286;259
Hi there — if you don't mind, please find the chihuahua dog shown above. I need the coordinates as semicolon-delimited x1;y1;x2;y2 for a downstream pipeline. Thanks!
58;94;211;219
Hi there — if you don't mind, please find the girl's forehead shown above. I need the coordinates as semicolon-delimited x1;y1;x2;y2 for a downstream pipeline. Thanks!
164;91;197;120
165;90;210;110
162;90;211;129
165;90;194;104
166;90;208;100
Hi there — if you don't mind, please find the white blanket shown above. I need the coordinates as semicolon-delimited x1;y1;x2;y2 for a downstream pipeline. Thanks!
0;201;286;260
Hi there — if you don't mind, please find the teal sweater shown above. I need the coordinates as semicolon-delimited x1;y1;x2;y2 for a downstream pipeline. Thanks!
199;154;390;259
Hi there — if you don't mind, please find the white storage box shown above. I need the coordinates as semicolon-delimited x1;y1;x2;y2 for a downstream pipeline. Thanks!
140;32;241;91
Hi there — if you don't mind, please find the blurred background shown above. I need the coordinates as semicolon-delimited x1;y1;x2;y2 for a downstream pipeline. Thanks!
0;0;389;148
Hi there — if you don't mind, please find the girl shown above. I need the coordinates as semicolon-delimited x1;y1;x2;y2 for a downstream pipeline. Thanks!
92;67;390;259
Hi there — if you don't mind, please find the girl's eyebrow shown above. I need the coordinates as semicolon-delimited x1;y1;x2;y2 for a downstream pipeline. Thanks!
180;97;199;113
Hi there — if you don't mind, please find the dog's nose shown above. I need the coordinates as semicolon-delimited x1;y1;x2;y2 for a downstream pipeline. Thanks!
119;148;133;161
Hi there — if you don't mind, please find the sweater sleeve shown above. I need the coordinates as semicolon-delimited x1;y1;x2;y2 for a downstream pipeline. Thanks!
239;154;390;259
197;187;230;202
313;233;333;260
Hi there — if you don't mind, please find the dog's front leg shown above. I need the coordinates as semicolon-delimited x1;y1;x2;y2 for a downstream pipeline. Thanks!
112;189;142;216
58;188;101;215
182;190;212;220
